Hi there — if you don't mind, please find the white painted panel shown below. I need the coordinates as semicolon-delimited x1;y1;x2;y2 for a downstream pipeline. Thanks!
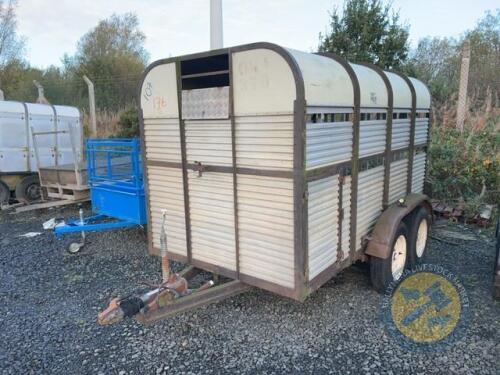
232;49;295;116
412;153;426;193
238;175;294;288
141;63;179;119
388;159;408;203
287;48;354;107
306;120;352;169
27;103;55;169
385;72;412;109
392;119;411;150
235;114;293;170
409;77;431;109
308;176;339;280
55;106;82;166
0;102;28;172
359;119;386;157
148;166;187;257
415;118;429;146
351;64;388;108
189;171;236;270
356;166;384;249
340;176;352;260
144;118;181;162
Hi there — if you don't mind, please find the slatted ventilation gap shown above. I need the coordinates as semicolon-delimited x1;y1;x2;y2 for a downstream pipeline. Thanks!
307;176;340;280
147;166;187;257
305;112;353;169
340;176;352;260
391;111;411;150
415;112;430;146
235;114;294;170
237;175;295;288
143;118;182;162
359;112;387;158
412;152;426;193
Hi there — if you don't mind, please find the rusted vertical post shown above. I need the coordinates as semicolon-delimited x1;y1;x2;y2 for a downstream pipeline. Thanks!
83;75;97;137
456;40;470;132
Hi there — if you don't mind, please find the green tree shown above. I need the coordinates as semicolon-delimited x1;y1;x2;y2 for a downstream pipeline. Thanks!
66;13;149;111
0;0;24;67
318;0;409;68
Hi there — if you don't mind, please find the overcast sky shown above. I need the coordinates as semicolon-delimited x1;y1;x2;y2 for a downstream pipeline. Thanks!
16;0;498;68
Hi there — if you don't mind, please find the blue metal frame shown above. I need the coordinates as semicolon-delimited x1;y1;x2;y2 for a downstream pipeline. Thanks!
54;138;146;238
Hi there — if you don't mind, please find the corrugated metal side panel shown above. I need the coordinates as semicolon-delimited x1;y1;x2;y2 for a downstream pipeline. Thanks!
412;153;426;193
189;171;236;270
359;119;386;157
185;119;232;166
306;121;352;169
147;166;187;257
235;115;293;170
341;176;352;260
237;175;294;288
356;166;384;249
143;118;181;162
307;176;339;280
392;119;410;150
388;159;408;203
415;118;429;146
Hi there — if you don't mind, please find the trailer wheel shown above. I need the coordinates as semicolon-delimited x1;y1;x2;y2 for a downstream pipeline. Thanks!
370;221;409;293
15;175;41;203
0;180;10;204
408;206;431;267
67;242;84;254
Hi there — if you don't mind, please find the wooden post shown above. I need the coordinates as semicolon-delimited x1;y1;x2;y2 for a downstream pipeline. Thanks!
456;40;470;132
83;75;97;137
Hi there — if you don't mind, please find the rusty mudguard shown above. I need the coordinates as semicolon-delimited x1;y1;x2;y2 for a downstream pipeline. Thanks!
365;193;432;259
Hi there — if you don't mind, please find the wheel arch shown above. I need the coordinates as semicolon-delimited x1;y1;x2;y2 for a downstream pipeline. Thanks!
365;193;432;259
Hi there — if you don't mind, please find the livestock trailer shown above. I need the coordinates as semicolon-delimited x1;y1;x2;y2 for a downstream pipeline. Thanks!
0;101;82;204
138;42;432;306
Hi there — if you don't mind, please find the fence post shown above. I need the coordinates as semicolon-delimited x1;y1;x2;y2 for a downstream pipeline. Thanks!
83;75;97;137
33;80;49;104
456;40;470;132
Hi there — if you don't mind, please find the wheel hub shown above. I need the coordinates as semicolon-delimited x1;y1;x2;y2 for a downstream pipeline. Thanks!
416;219;428;258
391;234;407;281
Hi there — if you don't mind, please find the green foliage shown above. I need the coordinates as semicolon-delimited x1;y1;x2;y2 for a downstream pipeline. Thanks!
405;10;499;107
428;117;500;207
318;0;409;68
116;107;140;138
0;0;24;67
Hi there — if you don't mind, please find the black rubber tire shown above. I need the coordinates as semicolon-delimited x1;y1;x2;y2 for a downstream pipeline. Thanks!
407;206;432;268
370;221;409;293
0;180;10;204
15;175;41;203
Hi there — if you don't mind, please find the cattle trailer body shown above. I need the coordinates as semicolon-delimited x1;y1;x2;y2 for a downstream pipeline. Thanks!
139;43;431;301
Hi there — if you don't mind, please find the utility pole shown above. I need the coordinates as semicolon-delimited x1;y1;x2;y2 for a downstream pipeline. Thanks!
33;80;49;104
210;0;223;50
83;75;97;137
456;40;470;132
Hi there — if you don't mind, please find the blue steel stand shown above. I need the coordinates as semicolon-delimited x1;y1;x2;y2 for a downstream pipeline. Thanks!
54;138;147;253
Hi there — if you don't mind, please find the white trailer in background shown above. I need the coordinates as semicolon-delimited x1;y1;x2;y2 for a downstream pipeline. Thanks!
0;101;82;204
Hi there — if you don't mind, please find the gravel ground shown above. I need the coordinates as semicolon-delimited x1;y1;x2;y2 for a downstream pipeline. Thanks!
0;204;499;375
